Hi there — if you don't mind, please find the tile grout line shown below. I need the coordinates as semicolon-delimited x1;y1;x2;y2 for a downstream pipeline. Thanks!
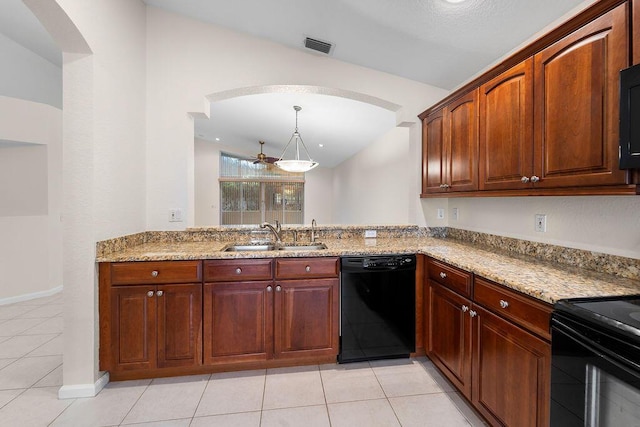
188;373;212;426
117;380;154;426
316;364;333;427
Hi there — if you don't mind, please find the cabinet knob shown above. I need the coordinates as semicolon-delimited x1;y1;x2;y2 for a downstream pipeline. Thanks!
305;266;311;272
147;290;154;297
461;305;469;313
276;285;282;292
520;176;530;183
439;272;447;279
267;285;273;292
235;267;242;274
469;310;477;318
442;184;450;189
151;270;159;277
499;299;509;309
530;175;540;183
156;290;163;297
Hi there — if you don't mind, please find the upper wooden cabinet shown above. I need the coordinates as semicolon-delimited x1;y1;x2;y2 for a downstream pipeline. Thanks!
422;90;479;194
421;1;639;197
422;108;446;193
479;59;534;191
533;4;629;188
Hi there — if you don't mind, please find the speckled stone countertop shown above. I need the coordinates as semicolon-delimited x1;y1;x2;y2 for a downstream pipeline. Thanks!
96;231;640;305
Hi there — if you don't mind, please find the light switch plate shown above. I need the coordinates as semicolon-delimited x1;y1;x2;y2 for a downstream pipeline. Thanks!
437;208;445;219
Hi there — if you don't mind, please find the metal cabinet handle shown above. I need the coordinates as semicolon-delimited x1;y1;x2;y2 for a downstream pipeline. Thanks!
151;270;159;277
147;290;154;297
439;272;447;279
305;266;311;272
461;305;469;313
235;267;242;274
276;285;282;292
521;176;530;183
469;310;477;318
266;285;273;292
499;299;509;309
530;175;540;183
156;290;163;297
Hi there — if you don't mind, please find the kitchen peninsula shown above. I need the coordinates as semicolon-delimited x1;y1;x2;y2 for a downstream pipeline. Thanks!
97;224;640;426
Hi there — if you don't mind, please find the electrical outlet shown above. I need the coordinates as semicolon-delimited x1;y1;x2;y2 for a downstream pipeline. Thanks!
452;208;459;221
364;230;377;238
169;208;183;222
437;208;445;219
535;214;547;232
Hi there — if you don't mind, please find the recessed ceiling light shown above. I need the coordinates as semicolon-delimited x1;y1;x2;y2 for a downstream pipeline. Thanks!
318;144;324;148
215;137;220;141
444;0;467;3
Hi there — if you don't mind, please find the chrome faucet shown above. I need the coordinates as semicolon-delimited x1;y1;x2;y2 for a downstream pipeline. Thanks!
260;222;282;242
311;219;317;242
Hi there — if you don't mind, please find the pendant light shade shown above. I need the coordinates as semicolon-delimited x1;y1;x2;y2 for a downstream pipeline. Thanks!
275;106;319;173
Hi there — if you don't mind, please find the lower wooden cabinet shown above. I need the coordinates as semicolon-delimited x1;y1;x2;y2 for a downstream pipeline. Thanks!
428;281;472;398
203;281;273;365
426;258;551;427
274;278;339;360
202;257;339;367
473;305;550;427
109;283;202;372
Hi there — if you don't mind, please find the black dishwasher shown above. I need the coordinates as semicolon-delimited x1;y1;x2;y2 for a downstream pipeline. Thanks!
339;255;416;363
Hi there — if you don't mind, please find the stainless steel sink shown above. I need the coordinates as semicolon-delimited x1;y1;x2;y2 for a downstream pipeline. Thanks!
222;244;276;252
278;243;328;251
222;242;327;252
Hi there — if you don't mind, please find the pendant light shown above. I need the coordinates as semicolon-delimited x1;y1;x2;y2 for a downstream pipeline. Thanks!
275;106;319;173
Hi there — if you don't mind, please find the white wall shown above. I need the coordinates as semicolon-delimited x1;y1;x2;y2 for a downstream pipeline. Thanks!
194;138;219;226
194;137;335;226
0;97;62;303
0;32;61;108
304;167;334;224
145;6;448;231
423;196;640;259
333;127;411;224
30;0;147;396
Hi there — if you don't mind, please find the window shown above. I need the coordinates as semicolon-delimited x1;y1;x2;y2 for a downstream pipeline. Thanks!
219;152;304;225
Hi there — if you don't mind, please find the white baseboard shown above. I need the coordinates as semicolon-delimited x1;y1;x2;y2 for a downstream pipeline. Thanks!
0;286;63;306
58;372;110;399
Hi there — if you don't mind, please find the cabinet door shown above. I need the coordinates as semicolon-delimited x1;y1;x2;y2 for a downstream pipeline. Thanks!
274;279;339;360
203;281;273;365
422;108;448;193
446;89;479;192
156;283;202;368
472;306;551;427
428;281;472;399
110;286;157;372
480;59;534;190
533;4;628;188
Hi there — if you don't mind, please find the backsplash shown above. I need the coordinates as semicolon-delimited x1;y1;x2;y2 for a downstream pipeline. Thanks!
446;228;640;281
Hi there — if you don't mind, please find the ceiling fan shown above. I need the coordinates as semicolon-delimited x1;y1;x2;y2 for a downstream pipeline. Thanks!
252;140;278;164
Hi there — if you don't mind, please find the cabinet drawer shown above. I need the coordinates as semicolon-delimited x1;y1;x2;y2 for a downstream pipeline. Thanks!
110;261;202;285
275;257;339;279
427;258;473;298
204;259;273;282
474;277;552;340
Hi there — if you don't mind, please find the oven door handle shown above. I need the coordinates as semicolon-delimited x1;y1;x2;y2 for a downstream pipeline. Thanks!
553;320;640;377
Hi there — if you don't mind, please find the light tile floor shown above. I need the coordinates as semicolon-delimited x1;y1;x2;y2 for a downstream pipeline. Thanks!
0;293;487;426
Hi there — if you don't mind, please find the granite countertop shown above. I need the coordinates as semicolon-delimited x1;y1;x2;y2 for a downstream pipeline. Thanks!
96;235;640;305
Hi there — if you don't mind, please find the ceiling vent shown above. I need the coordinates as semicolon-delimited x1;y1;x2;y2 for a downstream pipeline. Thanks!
304;37;333;55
